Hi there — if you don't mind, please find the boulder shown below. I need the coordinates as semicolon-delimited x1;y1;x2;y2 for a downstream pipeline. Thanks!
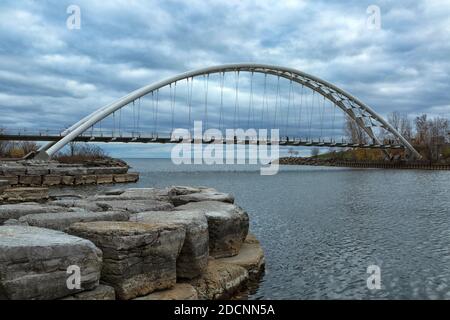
177;201;249;258
130;210;209;279
67;221;186;300
168;186;234;206
19;210;130;231
0;225;102;300
94;199;174;213
184;259;249;300
61;284;116;300
0;202;67;224
218;234;265;279
134;283;198;300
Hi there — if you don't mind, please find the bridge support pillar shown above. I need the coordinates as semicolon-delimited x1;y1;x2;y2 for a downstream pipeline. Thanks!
34;151;51;161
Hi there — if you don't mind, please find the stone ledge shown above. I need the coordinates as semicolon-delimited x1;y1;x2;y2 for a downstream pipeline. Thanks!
0;172;140;188
0;187;49;203
134;283;198;300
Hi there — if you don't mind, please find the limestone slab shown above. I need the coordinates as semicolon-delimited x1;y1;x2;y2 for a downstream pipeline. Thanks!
0;225;102;300
177;201;249;258
68;221;185;300
19;210;130;231
131;210;209;279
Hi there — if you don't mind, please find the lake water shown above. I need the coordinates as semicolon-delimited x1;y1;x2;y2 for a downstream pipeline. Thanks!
72;158;450;299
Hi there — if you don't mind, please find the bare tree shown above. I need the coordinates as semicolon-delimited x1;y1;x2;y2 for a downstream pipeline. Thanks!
414;114;430;145
429;117;449;142
345;116;367;144
387;111;412;141
54;142;108;162
0;128;10;157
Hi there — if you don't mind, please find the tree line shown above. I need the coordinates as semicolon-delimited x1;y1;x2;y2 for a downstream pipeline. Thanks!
345;112;449;161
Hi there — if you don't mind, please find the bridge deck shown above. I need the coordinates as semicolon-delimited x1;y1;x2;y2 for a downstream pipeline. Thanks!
0;134;404;149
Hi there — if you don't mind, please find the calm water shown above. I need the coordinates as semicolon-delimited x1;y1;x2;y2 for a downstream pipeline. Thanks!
64;159;450;299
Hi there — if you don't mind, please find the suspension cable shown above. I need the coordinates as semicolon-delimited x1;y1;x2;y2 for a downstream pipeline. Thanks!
247;71;254;129
137;97;141;136
322;95;328;141
219;72;225;132
331;100;337;142
285;78;293;137
308;90;315;141
261;74;267;128
298;84;304;139
273;75;280;129
233;70;240;129
204;74;209;129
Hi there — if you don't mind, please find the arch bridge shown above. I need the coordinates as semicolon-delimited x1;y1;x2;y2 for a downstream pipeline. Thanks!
32;63;420;160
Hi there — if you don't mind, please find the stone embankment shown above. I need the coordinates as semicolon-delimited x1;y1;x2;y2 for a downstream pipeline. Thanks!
0;186;265;300
0;160;139;188
277;157;450;170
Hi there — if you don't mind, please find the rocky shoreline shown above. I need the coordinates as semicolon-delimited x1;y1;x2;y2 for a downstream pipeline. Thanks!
0;186;265;300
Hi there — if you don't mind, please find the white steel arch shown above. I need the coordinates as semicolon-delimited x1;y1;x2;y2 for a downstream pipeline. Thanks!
35;63;421;159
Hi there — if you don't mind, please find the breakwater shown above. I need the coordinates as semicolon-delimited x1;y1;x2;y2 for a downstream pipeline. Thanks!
0;160;139;188
0;186;265;300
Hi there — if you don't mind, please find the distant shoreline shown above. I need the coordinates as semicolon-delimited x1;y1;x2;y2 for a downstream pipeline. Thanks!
277;157;450;170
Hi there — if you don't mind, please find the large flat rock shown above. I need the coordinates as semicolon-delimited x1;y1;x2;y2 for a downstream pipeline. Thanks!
94;199;174;213
19;210;130;231
50;199;111;212
177;201;249;258
131;210;209;279
67;221;186;300
134;283;198;300
218;234;265;279
0;202;68;224
0;225;102;300
184;259;249;300
168;186;234;206
92;188;170;202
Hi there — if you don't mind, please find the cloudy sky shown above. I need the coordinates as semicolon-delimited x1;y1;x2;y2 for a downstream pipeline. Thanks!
0;0;449;157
